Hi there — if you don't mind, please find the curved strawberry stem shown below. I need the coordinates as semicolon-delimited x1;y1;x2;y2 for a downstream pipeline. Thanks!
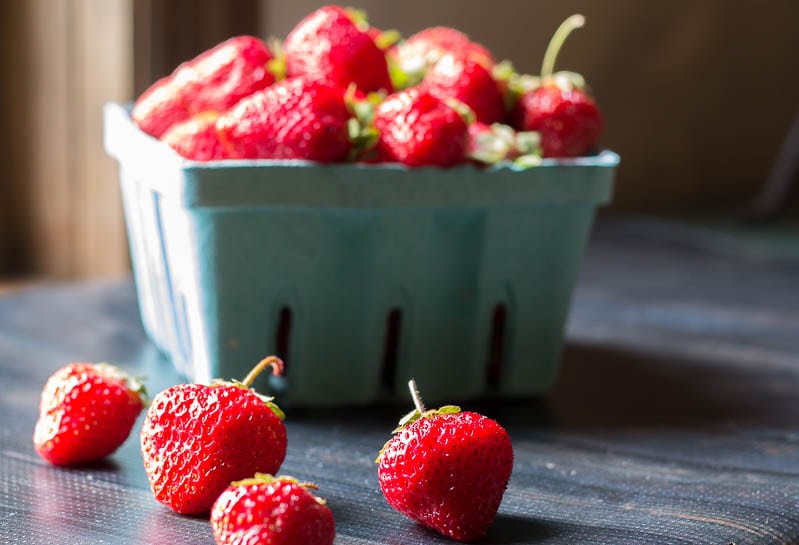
540;14;585;80
408;379;426;414
241;356;284;388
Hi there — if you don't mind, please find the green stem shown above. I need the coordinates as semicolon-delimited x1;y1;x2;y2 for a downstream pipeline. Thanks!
541;14;585;79
408;379;426;414
241;356;284;388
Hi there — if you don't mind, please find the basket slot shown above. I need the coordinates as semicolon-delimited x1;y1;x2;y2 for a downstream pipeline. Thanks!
486;303;507;389
380;307;403;394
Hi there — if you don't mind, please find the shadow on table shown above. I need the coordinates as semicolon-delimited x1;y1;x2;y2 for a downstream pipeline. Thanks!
541;340;788;431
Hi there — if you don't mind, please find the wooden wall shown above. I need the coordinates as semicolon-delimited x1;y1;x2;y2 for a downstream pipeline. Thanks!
0;0;260;281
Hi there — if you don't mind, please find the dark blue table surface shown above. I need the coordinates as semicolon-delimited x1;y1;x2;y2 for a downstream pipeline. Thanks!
2;216;799;545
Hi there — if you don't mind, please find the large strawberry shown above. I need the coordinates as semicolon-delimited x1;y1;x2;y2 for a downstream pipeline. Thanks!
216;76;358;162
390;26;495;89
510;15;602;157
140;356;287;515
373;87;470;167
377;380;514;542
283;5;393;94
132;35;276;138
162;111;232;161
423;53;505;125
33;362;146;466
211;474;335;545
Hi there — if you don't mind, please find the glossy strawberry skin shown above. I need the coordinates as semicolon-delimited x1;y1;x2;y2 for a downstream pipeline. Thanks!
175;35;276;114
511;84;602;158
374;87;469;168
283;5;392;93
378;411;513;542
140;383;287;515
131;76;191;139
393;26;495;75
162;111;232;161
423;54;505;125
216;77;352;162
33;363;145;466
132;35;274;138
211;478;335;545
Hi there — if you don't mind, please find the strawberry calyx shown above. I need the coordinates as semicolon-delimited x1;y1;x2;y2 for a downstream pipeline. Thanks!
344;85;382;161
373;29;402;51
95;362;150;406
211;356;286;420
376;379;461;463
266;37;287;82
232;473;327;505
468;123;542;168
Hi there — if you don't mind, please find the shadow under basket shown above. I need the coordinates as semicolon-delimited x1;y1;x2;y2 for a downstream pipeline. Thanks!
103;102;619;407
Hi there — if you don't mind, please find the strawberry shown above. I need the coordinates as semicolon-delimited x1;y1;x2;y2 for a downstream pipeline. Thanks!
377;380;513;542
373;87;470;167
211;474;335;545
216;77;357;162
390;26;495;89
283;5;393;94
140;356;287;515
132;35;276;138
131;76;191;139
423;53;505;124
33;362;146;466
510;15;602;157
162;111;232;161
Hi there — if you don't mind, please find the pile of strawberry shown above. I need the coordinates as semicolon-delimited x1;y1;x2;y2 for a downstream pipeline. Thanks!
132;6;602;167
34;356;514;544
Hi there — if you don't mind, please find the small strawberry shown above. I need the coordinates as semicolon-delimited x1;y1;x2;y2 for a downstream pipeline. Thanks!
211;474;335;545
283;5;393;94
162;111;232;161
377;380;514;542
423;53;505;125
216;77;357;162
140;356;287;515
373;87;471;167
390;26;495;89
132;35;276;138
33;362;146;466
510;15;602;157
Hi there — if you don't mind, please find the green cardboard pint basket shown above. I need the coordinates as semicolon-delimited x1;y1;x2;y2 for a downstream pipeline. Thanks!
104;102;618;407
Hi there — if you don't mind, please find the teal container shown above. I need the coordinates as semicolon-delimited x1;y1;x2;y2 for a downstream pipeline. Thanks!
103;102;618;407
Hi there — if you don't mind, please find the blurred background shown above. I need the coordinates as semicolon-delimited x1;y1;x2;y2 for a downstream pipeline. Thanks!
1;0;798;283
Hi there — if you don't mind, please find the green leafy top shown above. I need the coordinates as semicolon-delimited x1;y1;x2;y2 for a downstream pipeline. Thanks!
231;473;326;504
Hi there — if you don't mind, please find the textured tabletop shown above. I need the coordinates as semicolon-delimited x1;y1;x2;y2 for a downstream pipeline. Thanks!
2;216;799;544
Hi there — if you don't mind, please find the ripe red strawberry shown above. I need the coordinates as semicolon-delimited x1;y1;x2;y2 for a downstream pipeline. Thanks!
510;15;602;157
131;76;191;139
162;111;232;161
140;357;287;515
423;53;505;124
132;35;276;138
211;474;335;545
377;380;513;542
33;362;146;466
216;77;355;162
283;5;393;93
373;87;470;167
391;26;495;89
